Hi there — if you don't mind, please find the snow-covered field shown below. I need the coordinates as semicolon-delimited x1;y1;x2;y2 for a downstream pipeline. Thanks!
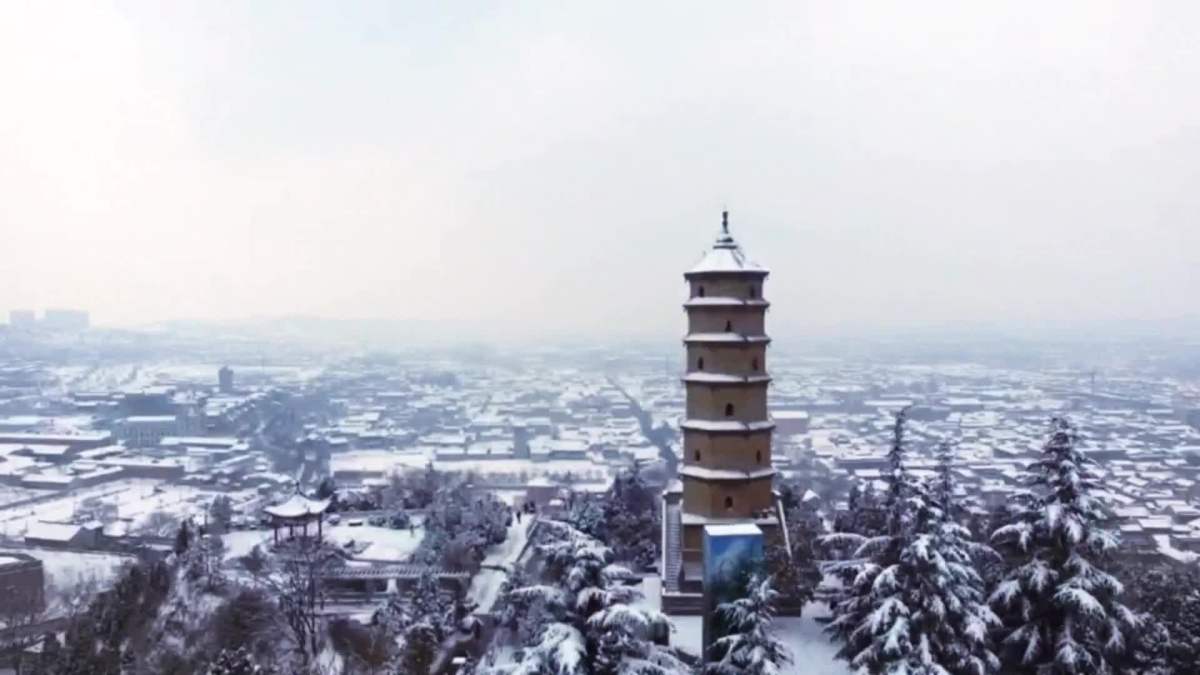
0;546;132;594
50;362;324;395
0;479;259;536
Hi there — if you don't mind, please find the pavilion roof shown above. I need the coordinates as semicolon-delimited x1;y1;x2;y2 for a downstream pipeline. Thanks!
264;494;331;519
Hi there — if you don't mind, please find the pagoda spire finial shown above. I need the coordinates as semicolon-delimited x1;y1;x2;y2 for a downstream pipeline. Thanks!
722;210;729;234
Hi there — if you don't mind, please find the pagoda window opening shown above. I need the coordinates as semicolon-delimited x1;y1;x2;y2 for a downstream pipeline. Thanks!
694;450;701;462
724;320;733;332
724;403;735;417
698;286;706;298
697;357;705;371
724;496;734;511
756;450;763;464
751;357;759;371
749;285;757;299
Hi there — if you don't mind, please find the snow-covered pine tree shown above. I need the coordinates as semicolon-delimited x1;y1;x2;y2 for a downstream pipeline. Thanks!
823;409;1001;674
704;574;791;675
401;621;440;675
566;497;606;541
495;520;688;675
919;442;1002;674
1121;566;1200;673
935;442;956;520
768;499;821;612
990;417;1137;674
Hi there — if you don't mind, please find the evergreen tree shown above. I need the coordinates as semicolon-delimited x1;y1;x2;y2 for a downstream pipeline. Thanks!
767;501;821;612
1118;565;1200;674
174;519;192;554
315;476;337;500
823;410;1001;674
499;520;688;675
705;575;791;675
566;497;606;541
837;481;887;537
603;464;660;569
400;622;440;675
990;417;1136;674
209;496;235;533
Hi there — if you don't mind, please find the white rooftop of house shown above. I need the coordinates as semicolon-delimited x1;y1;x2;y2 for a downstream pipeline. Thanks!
160;436;238;448
0;431;111;443
25;521;82;542
18;444;72;457
685;212;768;277
125;415;177;424
263;494;332;519
704;523;764;537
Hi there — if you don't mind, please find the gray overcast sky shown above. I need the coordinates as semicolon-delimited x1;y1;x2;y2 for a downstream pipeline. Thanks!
2;1;1197;340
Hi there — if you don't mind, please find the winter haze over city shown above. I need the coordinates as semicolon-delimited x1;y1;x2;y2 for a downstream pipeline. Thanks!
1;3;1199;675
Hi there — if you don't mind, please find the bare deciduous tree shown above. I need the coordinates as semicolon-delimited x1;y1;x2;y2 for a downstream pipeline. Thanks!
243;542;339;667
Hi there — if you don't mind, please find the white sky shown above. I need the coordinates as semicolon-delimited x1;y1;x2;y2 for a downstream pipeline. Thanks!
1;2;1197;339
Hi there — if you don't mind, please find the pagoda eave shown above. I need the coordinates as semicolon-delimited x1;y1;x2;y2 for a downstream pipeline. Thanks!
679;419;775;433
682;333;771;345
682;298;771;309
681;373;772;385
680;512;779;527
678;466;777;481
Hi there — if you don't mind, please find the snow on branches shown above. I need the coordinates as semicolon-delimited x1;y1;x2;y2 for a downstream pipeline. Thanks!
989;417;1136;674
490;519;689;675
705;574;791;675
824;409;1001;675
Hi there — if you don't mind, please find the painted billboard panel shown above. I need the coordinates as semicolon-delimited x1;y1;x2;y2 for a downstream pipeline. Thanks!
702;523;764;661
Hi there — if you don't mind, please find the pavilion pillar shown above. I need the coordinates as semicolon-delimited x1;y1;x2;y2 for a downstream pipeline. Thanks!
318;514;323;540
273;524;278;545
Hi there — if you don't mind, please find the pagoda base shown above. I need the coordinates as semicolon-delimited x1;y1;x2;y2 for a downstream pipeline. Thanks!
661;492;787;616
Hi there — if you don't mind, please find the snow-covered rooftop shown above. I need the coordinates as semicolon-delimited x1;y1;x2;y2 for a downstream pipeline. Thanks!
263;494;332;519
684;212;768;277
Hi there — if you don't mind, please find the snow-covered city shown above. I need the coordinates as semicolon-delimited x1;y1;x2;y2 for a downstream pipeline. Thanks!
5;2;1200;673
3;273;1200;674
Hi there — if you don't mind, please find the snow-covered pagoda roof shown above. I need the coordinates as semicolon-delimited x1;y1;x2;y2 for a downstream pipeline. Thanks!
263;494;331;520
685;211;768;278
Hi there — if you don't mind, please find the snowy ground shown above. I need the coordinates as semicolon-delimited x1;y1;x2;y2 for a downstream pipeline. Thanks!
325;524;423;561
669;610;847;674
637;577;848;674
467;518;533;613
222;523;426;563
0;485;54;506
222;529;274;561
0;546;133;598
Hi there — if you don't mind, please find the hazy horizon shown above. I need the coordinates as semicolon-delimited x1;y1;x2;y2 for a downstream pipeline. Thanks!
3;2;1197;340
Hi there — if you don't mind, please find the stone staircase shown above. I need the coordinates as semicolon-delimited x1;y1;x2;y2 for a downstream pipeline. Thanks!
661;500;705;614
663;501;682;592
